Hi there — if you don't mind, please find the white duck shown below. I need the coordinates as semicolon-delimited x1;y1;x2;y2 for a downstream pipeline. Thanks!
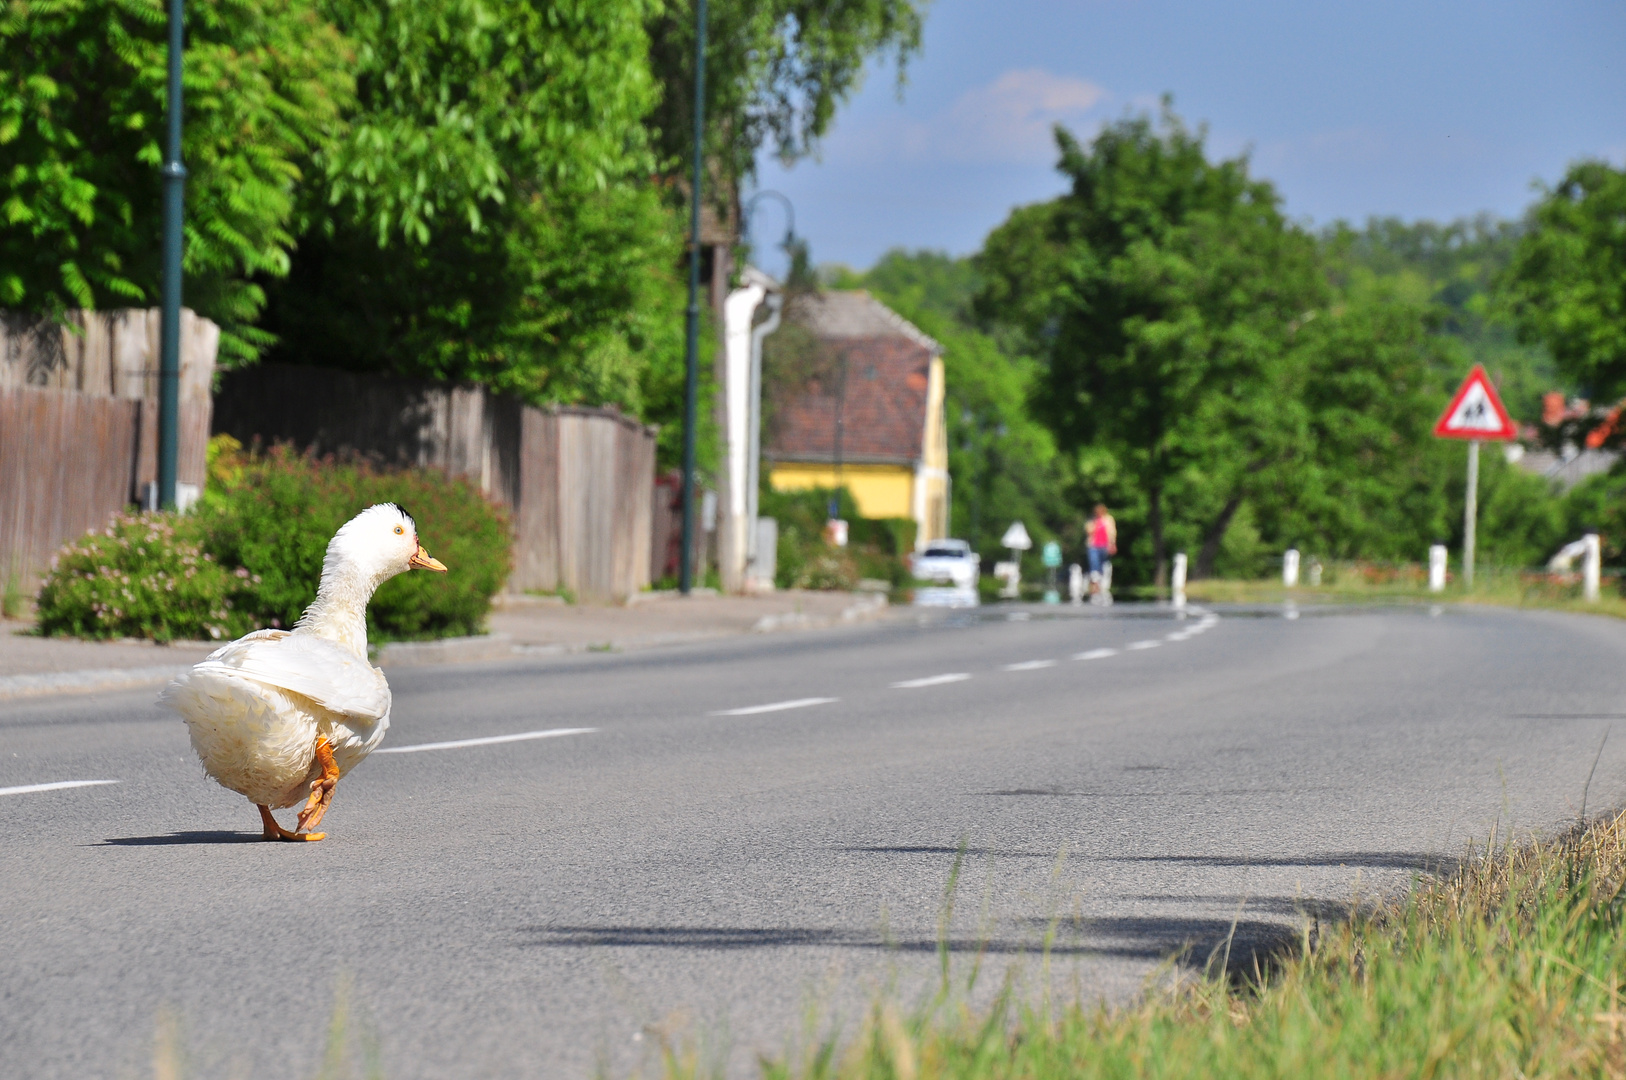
161;504;447;841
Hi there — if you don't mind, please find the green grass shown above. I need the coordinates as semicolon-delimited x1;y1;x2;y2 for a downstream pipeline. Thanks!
664;813;1626;1080
1185;561;1626;622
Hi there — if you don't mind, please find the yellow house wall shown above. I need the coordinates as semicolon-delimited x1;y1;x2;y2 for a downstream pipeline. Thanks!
769;463;915;520
768;354;954;546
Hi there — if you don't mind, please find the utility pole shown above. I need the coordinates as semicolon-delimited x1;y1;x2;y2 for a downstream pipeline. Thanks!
678;0;707;594
829;349;847;522
157;0;186;510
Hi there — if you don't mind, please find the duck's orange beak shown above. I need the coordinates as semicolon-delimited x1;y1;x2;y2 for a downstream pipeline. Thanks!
409;542;448;573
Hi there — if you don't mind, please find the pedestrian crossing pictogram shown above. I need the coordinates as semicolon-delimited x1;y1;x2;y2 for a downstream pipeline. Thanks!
1434;364;1518;441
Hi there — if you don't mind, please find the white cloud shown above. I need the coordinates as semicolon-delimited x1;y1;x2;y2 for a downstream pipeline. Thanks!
831;69;1110;167
934;70;1109;163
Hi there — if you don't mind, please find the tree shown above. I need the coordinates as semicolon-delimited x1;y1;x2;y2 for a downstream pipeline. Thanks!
975;108;1325;584
0;0;353;360
260;0;680;407
1322;215;1560;422
646;0;926;187
1503;160;1626;398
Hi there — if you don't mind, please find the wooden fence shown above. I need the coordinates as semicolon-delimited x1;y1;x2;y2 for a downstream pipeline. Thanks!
214;364;657;602
0;309;216;586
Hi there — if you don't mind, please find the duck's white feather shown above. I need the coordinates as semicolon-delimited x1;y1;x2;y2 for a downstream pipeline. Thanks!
162;631;392;808
195;630;390;719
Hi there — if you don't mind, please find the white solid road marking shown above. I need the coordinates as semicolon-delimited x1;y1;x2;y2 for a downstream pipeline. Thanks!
892;673;972;689
1075;648;1118;660
0;779;119;797
1003;659;1056;671
376;728;597;754
712;697;839;716
1126;640;1162;650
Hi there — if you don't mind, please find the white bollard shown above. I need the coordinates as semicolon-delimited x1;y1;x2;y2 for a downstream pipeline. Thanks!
1584;533;1601;602
1282;549;1300;588
1068;563;1085;605
1171;552;1188;609
1428;544;1448;593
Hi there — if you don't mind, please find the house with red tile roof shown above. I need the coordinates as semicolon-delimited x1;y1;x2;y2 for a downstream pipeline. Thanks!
765;290;949;548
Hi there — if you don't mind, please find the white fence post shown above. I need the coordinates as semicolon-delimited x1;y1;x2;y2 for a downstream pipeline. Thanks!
1282;549;1300;588
1428;544;1448;593
1171;552;1188;609
1584;532;1601;602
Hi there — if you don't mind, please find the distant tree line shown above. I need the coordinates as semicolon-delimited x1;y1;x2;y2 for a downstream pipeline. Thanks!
844;106;1626;584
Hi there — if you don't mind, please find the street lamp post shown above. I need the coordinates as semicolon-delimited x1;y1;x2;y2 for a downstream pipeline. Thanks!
679;0;708;594
157;0;186;510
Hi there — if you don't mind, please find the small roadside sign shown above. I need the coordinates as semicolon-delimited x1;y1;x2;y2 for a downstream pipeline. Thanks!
1001;521;1032;551
1434;364;1518;442
1041;541;1062;568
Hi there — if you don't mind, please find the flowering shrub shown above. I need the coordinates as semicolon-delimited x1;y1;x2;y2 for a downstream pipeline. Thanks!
193;444;511;641
35;514;253;642
36;442;510;643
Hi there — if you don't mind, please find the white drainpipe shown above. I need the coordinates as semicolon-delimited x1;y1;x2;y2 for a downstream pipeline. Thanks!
746;291;784;574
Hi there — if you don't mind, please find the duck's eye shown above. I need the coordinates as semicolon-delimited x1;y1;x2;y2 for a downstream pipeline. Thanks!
394;525;404;535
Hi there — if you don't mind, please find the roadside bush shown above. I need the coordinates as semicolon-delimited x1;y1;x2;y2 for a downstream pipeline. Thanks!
760;485;914;591
36;442;511;643
194;444;511;641
35;514;244;642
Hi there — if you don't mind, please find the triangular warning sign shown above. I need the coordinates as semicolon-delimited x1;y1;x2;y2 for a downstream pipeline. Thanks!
1434;364;1518;441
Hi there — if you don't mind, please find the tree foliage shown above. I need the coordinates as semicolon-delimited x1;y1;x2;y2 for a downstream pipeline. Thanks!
975;108;1324;582
647;0;926;186
261;0;683;410
1322;215;1559;422
0;0;353;360
964;106;1592;584
1503;160;1626;398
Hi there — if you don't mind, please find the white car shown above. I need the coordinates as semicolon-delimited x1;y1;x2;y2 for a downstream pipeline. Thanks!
912;540;980;588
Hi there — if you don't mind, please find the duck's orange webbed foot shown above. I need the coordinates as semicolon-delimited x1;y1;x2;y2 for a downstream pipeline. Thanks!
297;737;341;835
258;804;324;842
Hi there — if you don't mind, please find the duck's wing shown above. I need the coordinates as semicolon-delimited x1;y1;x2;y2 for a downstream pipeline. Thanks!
188;632;391;720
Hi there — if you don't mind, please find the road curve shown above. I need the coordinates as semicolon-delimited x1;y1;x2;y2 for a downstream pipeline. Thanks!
4;602;1625;1078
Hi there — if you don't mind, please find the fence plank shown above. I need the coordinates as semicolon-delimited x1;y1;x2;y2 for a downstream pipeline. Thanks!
0;387;139;587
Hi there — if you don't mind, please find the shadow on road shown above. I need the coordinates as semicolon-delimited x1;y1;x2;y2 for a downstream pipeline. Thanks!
1094;851;1452;872
518;923;1187;961
94;831;263;846
837;844;1056;858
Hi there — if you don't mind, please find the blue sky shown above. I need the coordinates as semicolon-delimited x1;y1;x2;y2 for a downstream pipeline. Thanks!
747;0;1626;276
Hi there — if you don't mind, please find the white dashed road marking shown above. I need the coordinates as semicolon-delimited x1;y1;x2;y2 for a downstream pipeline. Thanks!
892;673;972;689
1075;648;1118;660
1126;640;1162;650
1003;660;1056;671
376;728;597;753
711;698;839;717
0;779;120;797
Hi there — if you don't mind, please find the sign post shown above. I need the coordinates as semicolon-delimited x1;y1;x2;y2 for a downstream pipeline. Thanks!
1433;365;1518;589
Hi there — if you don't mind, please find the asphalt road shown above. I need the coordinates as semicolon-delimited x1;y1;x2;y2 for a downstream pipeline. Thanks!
5;602;1626;1078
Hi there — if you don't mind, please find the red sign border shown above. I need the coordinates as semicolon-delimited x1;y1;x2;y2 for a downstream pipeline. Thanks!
1433;364;1518;442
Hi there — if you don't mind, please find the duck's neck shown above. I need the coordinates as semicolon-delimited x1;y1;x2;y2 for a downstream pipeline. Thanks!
292;560;382;658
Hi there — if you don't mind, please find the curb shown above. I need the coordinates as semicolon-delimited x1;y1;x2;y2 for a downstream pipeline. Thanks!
376;633;517;667
0;664;187;701
753;593;889;633
1;596;895;698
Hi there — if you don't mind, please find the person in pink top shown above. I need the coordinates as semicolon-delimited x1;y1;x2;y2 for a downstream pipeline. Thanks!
1087;503;1117;596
